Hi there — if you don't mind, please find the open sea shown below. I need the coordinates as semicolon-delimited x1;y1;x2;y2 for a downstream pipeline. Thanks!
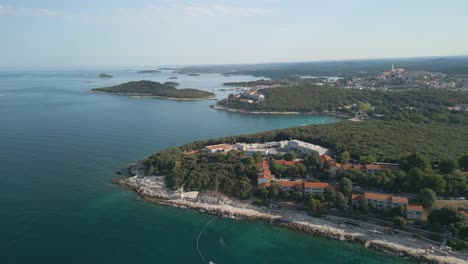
0;68;413;264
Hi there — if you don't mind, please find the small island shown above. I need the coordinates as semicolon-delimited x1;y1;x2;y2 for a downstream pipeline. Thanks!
164;81;179;86
187;73;200;76
168;76;178;80
137;70;162;74
97;73;113;78
92;80;215;100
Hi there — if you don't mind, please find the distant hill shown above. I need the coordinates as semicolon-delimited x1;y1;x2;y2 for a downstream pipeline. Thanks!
176;55;468;79
92;80;214;99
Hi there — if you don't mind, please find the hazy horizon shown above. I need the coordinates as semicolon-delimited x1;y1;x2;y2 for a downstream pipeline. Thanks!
2;0;468;68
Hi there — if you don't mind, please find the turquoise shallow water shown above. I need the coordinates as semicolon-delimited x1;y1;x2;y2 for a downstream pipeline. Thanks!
0;69;412;264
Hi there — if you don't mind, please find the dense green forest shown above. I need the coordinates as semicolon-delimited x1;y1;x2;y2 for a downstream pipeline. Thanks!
179;121;468;163
92;80;214;99
218;85;468;124
140;121;468;199
143;149;258;199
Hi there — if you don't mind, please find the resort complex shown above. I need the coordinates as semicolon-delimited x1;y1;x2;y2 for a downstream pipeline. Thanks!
203;139;429;222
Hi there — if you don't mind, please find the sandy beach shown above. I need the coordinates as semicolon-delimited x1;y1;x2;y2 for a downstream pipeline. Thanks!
114;174;467;264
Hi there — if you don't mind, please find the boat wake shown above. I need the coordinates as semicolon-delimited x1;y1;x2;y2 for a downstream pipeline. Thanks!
196;216;218;264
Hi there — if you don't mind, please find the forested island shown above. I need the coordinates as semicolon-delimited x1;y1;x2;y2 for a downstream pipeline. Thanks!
164;81;179;86
92;80;215;100
97;73;113;78
137;70;162;73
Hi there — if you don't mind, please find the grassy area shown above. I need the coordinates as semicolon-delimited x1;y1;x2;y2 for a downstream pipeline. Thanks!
434;200;468;209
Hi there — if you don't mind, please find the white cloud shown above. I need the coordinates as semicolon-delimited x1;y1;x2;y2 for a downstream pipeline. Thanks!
0;5;58;17
170;3;276;17
0;2;276;20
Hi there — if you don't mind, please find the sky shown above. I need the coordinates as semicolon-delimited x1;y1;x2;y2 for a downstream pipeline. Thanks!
1;0;468;68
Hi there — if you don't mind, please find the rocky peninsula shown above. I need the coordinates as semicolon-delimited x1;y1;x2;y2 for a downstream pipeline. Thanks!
114;164;466;264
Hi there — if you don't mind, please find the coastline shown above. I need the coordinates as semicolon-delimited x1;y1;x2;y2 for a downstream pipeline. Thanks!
90;90;217;101
210;104;351;119
113;172;467;264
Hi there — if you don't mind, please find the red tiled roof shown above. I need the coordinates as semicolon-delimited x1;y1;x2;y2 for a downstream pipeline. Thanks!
327;161;342;168
407;204;424;211
352;194;364;200
353;165;366;171
458;208;468;217
365;164;385;170
364;192;391;201
319;155;333;162
258;160;272;180
205;144;229;150
274;159;301;166
363;192;409;205
279;181;303;188
341;164;353;170
303;182;329;189
365;164;400;172
391;196;408;204
257;182;270;189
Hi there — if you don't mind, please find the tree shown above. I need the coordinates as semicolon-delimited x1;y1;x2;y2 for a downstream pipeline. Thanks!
424;174;446;194
269;182;281;200
252;152;263;163
292;184;304;201
393;216;407;229
416;188;437;209
303;153;320;167
340;177;353;197
308;198;323;211
459;153;468;171
439;159;458;174
283;151;297;161
270;163;286;177
357;198;369;214
428;206;464;231
399;153;431;172
337;151;350;164
324;188;337;205
258;186;269;200
358;102;372;112
286;164;307;178
403;168;425;192
273;153;283;160
361;154;377;164
236;178;253;199
335;192;348;211
389;204;405;217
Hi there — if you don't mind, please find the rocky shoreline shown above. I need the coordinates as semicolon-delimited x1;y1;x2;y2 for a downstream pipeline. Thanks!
113;170;467;264
210;104;351;119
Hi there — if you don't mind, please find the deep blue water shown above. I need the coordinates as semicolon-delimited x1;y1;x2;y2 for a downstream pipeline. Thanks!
0;69;412;264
